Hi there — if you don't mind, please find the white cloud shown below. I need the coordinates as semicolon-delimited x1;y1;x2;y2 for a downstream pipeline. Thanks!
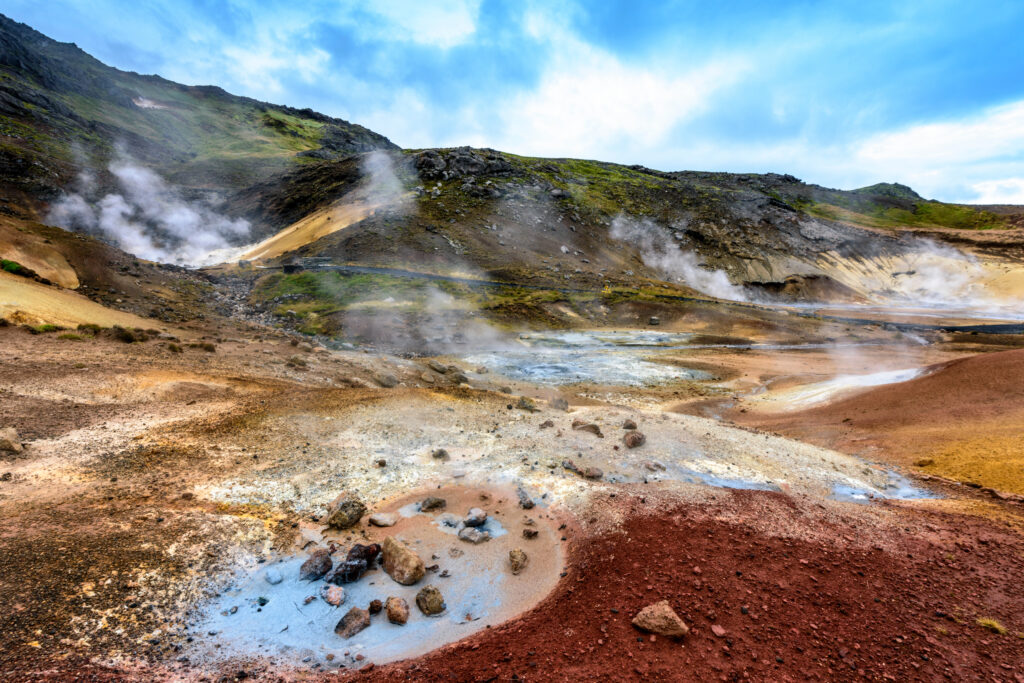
856;99;1024;166
969;177;1024;204
364;0;482;48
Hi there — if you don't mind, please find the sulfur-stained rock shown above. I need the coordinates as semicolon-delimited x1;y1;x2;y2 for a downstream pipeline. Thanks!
508;548;529;574
415;585;446;616
632;600;689;638
385;596;409;625
325;493;366;529
381;536;425;585
320;584;345;607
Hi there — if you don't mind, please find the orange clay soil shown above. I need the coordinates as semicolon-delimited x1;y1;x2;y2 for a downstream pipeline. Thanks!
731;348;1024;494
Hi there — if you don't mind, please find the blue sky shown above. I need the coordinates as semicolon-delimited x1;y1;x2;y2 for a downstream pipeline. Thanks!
8;0;1024;202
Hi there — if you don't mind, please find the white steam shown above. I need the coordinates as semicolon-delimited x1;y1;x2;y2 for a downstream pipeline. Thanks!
48;160;250;266
610;215;749;301
881;240;995;306
361;150;410;212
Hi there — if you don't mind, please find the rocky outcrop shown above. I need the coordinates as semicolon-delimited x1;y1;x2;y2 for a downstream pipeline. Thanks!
415;147;514;181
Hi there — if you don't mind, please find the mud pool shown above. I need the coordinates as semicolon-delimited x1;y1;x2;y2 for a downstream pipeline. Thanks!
186;487;563;671
463;330;712;386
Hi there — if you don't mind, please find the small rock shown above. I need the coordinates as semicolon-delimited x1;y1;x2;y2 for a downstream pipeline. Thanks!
335;607;371;638
623;419;638;430
385;596;409;625
517;487;535;509
632;601;689;637
450;372;469;384
648;316;660;326
643;460;666;472
623;432;646;448
583;467;603;480
374;373;398;388
711;624;727;637
368;512;398;527
428;359;448;373
325;543;381;584
464;508;488;527
368;599;383;615
415;585;446;616
914;458;935;467
420;496;447;511
381;536;426;585
431;448;450;460
321;585;345;607
539;419;554;429
325;493;366;530
264;568;283;585
522;528;539;539
508;549;529;574
299;548;332;581
550;397;569;411
571;420;603;437
458;526;491;544
375;458;387;467
0;428;22;453
516;396;539;412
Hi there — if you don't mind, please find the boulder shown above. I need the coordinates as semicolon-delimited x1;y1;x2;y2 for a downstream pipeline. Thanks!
632;601;689;637
381;536;425;585
508;548;529;575
415;585;446;616
0;428;22;453
299;548;332;581
368;512;398;527
335;607;371;638
385;596;409;625
325;493;366;529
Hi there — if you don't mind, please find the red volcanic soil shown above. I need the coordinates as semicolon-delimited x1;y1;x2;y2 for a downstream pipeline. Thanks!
732;348;1024;494
347;490;1024;683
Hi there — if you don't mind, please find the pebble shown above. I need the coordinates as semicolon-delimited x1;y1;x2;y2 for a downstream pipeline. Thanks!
415;585;446;616
386;596;410;625
624;431;646;448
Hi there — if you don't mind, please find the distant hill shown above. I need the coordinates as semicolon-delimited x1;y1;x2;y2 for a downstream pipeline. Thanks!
0;13;396;209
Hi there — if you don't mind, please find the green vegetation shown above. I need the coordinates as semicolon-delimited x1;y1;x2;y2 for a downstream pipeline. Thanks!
800;199;1005;231
57;332;83;340
1;258;29;276
28;323;61;334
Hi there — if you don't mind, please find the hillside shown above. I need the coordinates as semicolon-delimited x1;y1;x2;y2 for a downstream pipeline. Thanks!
0;13;396;214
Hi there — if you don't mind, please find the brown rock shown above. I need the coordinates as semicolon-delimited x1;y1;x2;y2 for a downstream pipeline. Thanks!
381;536;425;585
0;428;22;453
632;600;689;637
385;596;409;625
623;419;638;430
420;496;446;511
522;528;539;540
572;420;603;437
582;467;603;480
335;607;370;638
368;599;383;614
415;585;446;616
623;431;646;448
509;548;529;574
325;493;366;529
299;548;332;581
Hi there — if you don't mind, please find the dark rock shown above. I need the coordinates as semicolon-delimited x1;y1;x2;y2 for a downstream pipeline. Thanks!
431;448;450;460
299;548;332;581
335;607;370;638
517;487;535;509
623;419;638;430
522;528;539;540
539;420;554;429
325;543;381;584
374;373;398;388
516;396;539;412
368;599;383;615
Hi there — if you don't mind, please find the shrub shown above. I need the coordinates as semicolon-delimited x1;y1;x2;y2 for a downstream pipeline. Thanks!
29;324;61;334
57;332;84;341
977;618;1008;635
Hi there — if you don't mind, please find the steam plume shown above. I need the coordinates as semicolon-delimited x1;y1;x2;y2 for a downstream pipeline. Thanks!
48;158;250;266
